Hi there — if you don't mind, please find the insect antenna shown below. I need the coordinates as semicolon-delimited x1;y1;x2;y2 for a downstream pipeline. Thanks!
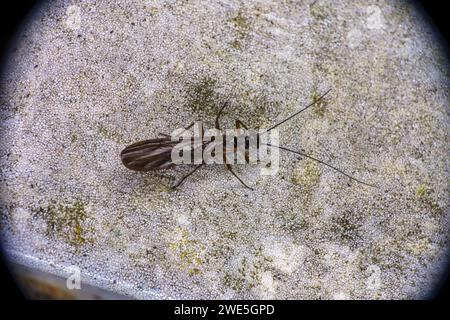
263;143;377;188
261;88;332;135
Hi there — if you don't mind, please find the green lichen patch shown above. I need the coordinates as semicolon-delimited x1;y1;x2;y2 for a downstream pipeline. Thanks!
149;6;158;17
230;11;251;32
331;210;362;243
236;90;277;128
292;159;322;190
310;89;328;118
223;270;245;292
169;228;206;276
290;160;322;224
310;2;327;21
228;10;252;49
222;247;272;292
231;40;242;49
415;184;443;215
184;77;275;128
406;237;431;256
33;199;90;246
185;77;220;118
223;231;238;240
98;125;124;143
416;184;428;198
379;122;404;145
274;204;308;235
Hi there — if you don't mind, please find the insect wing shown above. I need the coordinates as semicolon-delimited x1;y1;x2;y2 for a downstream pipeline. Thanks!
121;137;212;171
120;138;177;171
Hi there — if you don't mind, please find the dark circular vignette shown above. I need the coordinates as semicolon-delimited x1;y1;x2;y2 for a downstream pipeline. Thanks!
411;0;450;301
416;1;450;49
0;1;448;300
0;0;41;300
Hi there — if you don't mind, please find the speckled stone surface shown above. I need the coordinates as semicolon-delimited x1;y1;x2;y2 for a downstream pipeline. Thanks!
0;0;448;299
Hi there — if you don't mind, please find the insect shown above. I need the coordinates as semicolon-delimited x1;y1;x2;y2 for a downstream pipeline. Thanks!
121;89;376;189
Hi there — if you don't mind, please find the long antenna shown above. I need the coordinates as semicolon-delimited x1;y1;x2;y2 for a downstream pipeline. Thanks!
261;88;332;135
263;143;377;188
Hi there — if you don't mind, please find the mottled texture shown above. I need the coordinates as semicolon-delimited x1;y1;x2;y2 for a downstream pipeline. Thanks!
0;0;448;299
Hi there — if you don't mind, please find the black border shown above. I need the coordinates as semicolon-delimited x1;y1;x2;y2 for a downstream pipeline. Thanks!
417;0;449;44
0;0;38;66
0;0;448;307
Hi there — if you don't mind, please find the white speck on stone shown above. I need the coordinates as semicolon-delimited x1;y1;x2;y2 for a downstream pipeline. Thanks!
334;291;349;300
366;265;382;290
259;271;277;299
263;238;303;274
65;5;81;31
11;207;30;230
175;214;190;226
347;28;364;49
366;5;385;30
142;80;161;98
323;244;358;266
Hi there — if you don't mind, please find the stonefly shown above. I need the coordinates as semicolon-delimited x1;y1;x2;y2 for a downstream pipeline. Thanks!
121;89;376;189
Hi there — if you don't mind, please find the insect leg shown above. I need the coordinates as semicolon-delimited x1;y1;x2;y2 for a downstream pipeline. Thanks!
158;133;171;137
215;100;229;130
171;164;204;189
158;122;196;138
183;122;195;131
235;119;249;130
226;164;253;190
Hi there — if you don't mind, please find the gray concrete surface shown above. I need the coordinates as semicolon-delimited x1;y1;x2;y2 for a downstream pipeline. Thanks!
0;0;448;299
